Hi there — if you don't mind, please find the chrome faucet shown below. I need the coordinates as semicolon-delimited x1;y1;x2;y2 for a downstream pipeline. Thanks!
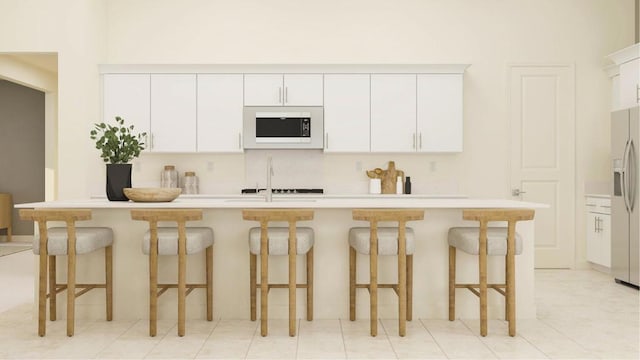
265;156;274;202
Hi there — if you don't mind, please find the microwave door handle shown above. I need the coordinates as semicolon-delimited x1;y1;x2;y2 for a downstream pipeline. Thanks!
622;139;631;212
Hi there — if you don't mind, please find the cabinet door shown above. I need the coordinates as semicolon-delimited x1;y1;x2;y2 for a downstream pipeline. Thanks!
619;58;640;109
586;212;599;264
600;214;611;267
197;74;244;152
417;74;463;152
370;74;417;152
283;74;323;106
244;74;283;106
150;74;197;152
103;74;151;149
323;74;370;152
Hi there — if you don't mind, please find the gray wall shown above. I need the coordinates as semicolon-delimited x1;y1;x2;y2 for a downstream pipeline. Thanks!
0;80;45;236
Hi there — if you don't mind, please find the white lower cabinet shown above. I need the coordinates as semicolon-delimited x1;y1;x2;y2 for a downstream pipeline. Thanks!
323;74;370;152
197;74;244;152
371;74;417;152
150;74;197;152
586;196;611;268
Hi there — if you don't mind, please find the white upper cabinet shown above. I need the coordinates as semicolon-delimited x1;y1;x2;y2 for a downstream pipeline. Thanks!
150;74;197;152
370;74;417;152
619;58;639;109
103;74;151;150
282;74;323;106
417;74;463;152
607;43;640;110
323;74;370;152
197;74;244;152
244;74;323;106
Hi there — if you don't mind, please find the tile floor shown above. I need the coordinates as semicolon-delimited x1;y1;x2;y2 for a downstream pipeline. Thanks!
0;248;638;359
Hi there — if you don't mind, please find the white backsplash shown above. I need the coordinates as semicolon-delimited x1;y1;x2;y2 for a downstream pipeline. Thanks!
102;151;464;196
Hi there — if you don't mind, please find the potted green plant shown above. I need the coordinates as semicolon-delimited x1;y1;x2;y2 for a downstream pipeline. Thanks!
90;116;146;201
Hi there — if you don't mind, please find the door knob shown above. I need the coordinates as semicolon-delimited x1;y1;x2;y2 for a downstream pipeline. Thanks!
511;189;526;196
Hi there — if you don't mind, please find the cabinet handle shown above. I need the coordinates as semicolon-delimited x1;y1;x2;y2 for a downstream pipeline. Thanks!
636;84;639;103
278;87;282;103
419;133;423;149
594;216;597;233
285;87;288;104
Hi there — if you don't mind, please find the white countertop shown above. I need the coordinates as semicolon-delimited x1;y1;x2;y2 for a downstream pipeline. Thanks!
16;194;547;209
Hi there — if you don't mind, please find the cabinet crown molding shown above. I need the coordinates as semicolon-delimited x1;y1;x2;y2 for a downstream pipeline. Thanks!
99;64;470;74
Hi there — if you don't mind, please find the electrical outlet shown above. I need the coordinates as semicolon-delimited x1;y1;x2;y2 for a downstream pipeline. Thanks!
207;161;214;171
355;161;362;172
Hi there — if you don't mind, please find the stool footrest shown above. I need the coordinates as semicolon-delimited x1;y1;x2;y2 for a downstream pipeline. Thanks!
456;283;506;297
47;284;107;299
255;283;309;289
156;284;208;297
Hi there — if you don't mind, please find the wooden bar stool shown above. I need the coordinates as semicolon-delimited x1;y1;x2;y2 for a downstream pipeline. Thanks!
242;209;314;337
131;209;213;337
19;209;113;337
0;193;13;242
349;209;424;337
448;208;535;336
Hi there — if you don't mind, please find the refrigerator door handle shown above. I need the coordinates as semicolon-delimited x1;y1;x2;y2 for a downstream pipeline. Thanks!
628;139;637;212
622;140;631;212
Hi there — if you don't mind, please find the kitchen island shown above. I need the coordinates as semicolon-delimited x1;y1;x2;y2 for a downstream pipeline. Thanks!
16;195;546;322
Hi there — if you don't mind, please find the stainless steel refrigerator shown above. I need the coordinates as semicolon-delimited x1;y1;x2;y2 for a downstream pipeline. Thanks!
611;106;639;288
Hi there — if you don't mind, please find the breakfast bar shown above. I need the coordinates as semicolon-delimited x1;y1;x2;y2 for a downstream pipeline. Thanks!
16;195;546;323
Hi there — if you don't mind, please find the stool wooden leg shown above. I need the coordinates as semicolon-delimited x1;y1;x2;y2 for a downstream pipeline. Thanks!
67;249;76;337
506;245;516;336
349;246;356;321
406;254;413;322
260;245;268;336
479;226;488;337
250;253;257;321
306;247;313;321
149;245;158;337
448;246;456;321
288;233;297;337
206;246;213;321
6;225;11;242
370;245;378;337
38;250;47;336
178;251;186;337
398;253;407;337
49;255;56;321
105;246;113;321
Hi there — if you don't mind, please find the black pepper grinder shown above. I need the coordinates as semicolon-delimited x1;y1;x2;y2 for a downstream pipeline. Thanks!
404;176;411;194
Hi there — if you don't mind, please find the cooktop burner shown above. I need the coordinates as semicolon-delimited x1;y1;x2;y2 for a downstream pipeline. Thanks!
241;188;324;194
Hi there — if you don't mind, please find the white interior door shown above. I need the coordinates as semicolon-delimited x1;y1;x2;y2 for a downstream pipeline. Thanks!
509;65;575;268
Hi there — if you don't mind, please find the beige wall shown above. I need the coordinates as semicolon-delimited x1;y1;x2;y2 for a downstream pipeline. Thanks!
0;0;636;266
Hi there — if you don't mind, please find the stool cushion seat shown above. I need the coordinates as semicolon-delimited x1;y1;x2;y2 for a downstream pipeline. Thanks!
33;227;114;256
249;227;314;255
142;227;214;255
349;227;416;255
448;227;523;255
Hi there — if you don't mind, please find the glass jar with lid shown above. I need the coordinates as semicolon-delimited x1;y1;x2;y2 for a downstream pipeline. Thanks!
160;165;178;188
183;171;199;194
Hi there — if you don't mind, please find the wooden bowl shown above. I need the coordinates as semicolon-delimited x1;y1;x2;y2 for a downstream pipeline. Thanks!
123;188;181;202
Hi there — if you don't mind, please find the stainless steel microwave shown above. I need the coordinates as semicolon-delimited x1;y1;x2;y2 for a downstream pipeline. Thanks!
243;106;324;149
